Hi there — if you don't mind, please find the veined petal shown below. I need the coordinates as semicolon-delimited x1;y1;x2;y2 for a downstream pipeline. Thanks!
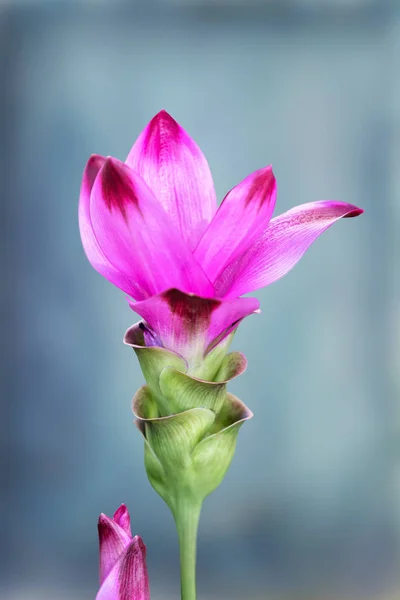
96;536;150;600
126;110;217;251
215;201;363;299
79;155;139;297
194;166;276;283
90;157;214;300
98;513;132;585
113;504;132;538
128;288;259;371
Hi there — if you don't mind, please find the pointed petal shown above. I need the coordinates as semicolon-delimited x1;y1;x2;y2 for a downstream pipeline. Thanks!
96;536;150;600
194;165;276;282
79;155;139;297
215;201;363;298
129;288;259;370
113;504;132;538
126;110;217;250
90;157;214;299
98;513;132;585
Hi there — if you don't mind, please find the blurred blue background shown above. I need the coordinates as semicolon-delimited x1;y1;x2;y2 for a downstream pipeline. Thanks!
1;0;399;598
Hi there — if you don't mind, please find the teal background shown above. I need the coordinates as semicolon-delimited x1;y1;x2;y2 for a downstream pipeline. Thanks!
1;1;399;598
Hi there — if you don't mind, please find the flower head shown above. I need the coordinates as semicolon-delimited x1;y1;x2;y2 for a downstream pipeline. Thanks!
79;110;362;364
96;504;149;600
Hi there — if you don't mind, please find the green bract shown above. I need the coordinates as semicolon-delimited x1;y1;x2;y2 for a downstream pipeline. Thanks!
127;324;252;513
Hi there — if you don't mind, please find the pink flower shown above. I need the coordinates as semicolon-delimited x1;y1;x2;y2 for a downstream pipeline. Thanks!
96;504;149;600
79;110;362;364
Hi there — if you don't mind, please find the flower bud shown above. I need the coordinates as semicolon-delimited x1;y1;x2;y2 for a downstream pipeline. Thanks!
96;504;149;600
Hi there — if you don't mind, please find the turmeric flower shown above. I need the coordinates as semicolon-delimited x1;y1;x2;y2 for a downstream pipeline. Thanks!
79;110;362;365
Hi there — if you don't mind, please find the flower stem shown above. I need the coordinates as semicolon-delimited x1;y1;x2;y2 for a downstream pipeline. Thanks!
174;499;202;600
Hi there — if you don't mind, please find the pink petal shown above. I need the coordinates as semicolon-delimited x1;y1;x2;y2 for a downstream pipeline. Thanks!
113;504;132;538
215;201;364;299
194;166;276;283
98;513;132;585
126;110;217;251
90;157;214;300
96;536;150;600
79;155;139;297
128;288;259;369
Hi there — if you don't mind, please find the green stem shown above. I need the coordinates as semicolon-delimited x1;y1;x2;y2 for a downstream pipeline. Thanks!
174;500;202;600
